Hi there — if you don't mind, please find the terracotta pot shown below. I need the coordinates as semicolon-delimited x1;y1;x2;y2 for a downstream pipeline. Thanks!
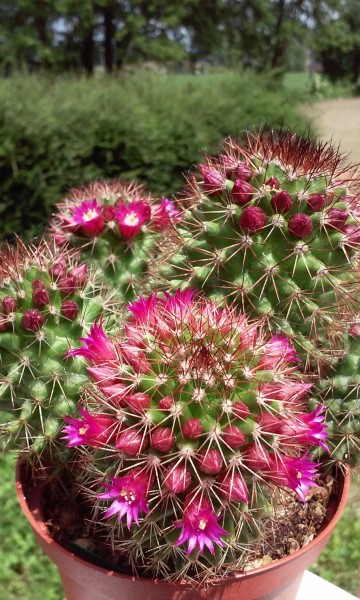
16;462;350;600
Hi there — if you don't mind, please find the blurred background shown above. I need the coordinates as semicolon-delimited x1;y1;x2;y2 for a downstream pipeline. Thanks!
0;1;359;598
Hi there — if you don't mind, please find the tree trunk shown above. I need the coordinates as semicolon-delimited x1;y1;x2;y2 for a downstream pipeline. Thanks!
81;29;94;75
103;6;115;72
271;0;286;70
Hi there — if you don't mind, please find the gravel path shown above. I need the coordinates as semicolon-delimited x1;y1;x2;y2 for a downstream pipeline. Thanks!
305;97;360;163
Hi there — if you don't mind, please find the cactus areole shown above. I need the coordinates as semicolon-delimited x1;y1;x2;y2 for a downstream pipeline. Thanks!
63;290;328;585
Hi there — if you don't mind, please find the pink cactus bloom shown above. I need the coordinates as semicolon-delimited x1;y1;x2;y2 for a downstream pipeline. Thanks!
152;197;181;229
67;321;117;364
266;455;320;502
175;498;227;555
62;406;116;447
279;406;329;451
98;470;151;529
73;199;105;236
257;382;312;408
258;334;298;370
116;201;151;239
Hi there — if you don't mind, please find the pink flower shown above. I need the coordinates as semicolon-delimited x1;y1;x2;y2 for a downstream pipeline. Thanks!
265;455;320;502
116;201;151;239
67;321;117;364
175;497;227;555
73;199;105;236
258;334;298;370
279;406;329;451
62;407;116;447
152;198;181;229
98;470;151;529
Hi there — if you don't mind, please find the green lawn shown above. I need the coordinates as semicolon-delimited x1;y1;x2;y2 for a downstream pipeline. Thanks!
0;454;359;598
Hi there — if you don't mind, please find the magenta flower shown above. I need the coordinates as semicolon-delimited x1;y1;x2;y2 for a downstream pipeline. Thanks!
98;470;151;529
116;201;151;239
62;406;116;447
266;455;320;502
152;197;181;229
67;321;117;364
258;334;298;370
279;406;329;451
73;199;105;236
175;498;227;555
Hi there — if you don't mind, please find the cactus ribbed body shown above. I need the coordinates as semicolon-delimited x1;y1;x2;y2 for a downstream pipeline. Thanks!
161;131;360;371
0;240;108;452
64;290;327;584
50;179;180;302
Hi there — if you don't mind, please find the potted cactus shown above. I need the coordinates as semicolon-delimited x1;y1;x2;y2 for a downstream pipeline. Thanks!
0;131;357;599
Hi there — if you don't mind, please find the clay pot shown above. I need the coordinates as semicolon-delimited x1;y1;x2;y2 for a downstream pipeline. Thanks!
16;462;350;600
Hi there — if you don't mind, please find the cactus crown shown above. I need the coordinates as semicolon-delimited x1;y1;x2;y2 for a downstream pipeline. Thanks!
50;179;180;301
161;130;360;372
0;238;109;453
64;289;327;584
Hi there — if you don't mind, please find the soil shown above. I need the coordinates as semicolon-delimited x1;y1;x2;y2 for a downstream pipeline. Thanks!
304;97;360;164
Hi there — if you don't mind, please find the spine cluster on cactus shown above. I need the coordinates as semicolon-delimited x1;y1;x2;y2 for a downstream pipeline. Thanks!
50;179;180;301
0;239;109;453
160;130;360;372
64;289;327;583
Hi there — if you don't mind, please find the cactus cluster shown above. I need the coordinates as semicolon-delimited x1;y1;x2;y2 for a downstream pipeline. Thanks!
64;289;327;584
159;131;360;372
0;239;111;454
50;179;180;302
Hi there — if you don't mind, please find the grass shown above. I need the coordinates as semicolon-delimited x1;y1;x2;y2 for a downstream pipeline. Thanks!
0;454;359;598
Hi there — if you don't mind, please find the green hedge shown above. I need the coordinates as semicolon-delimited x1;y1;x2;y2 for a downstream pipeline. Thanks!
0;70;309;241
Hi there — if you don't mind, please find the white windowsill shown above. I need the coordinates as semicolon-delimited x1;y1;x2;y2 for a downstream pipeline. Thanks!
297;570;359;599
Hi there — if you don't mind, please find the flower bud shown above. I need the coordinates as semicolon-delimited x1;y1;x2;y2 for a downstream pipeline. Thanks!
164;464;191;493
32;288;51;308
58;275;76;296
115;428;148;455
243;444;271;470
21;309;45;331
232;401;250;419
49;261;67;279
158;396;175;410
198;448;223;474
31;279;46;290
235;162;252;181
61;300;80;320
200;164;225;195
69;263;88;287
182;417;203;439
0;315;8;331
265;176;280;189
125;392;151;413
271;191;293;214
325;207;348;229
218;471;249;503
220;154;238;177
239;206;267;234
2;296;17;314
343;225;360;247
222;425;245;448
232;180;255;205
288;213;313;238
103;205;117;222
307;193;325;212
151;427;175;452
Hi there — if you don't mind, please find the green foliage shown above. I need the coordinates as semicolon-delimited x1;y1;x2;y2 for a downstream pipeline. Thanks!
0;70;309;241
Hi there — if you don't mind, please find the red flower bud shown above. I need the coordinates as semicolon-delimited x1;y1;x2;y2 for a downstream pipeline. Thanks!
271;191;293;214
0;315;8;331
265;176;280;189
151;427;175;452
21;309;45;332
158;396;175;410
307;193;325;212
220;154;238;177
125;392;151;413
2;296;17;314
32;288;51;308
103;205;117;222
69;263;88;287
31;279;46;290
164;464;191;493
343;225;360;247
49;261;67;279
239;206;267;234
232;180;255;205
58;275;76;296
243;444;272;470
218;471;249;503
235;162;252;181
200;164;225;195
61;300;80;320
326;207;348;230
232;401;250;419
115;428;148;455
222;425;245;448
198;448;223;474
182;417;203;439
288;213;313;238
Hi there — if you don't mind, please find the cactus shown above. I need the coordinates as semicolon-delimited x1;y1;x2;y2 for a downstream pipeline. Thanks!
0;238;112;454
158;130;360;372
63;289;327;585
50;179;180;302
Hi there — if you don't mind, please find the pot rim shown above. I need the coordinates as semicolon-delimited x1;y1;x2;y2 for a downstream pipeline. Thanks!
16;461;351;588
